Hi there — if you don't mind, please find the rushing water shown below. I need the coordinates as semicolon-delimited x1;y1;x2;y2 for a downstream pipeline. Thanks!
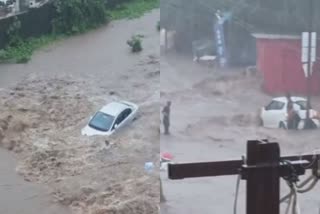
0;9;159;213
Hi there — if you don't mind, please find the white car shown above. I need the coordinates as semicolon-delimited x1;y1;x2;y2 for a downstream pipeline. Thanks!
260;96;320;129
82;101;138;136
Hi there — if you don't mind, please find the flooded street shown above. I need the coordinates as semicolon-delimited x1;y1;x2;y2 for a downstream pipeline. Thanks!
0;9;159;214
1;2;319;213
160;53;320;214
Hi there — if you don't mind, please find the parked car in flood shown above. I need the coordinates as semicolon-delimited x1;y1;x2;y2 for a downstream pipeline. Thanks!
259;96;320;129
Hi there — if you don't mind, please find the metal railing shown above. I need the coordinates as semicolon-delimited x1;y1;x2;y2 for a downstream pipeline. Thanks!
168;140;320;214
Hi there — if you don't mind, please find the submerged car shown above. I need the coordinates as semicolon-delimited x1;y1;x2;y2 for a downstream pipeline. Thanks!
259;96;320;129
82;101;138;136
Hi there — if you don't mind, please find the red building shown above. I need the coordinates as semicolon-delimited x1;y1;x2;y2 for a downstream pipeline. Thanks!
253;34;320;95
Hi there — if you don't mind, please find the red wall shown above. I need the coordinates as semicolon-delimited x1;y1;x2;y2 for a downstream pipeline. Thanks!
257;38;320;95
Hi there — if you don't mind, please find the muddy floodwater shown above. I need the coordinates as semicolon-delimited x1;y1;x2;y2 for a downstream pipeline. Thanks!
0;9;159;214
0;149;70;214
160;53;320;214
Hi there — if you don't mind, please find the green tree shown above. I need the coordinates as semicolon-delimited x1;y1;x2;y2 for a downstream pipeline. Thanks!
162;0;320;35
52;0;108;34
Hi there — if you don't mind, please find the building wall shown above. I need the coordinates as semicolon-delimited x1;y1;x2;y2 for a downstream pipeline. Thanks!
160;29;176;52
257;38;320;95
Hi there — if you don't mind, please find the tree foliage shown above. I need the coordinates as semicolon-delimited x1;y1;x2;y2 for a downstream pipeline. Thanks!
230;0;320;33
162;0;320;34
6;16;23;47
52;0;108;34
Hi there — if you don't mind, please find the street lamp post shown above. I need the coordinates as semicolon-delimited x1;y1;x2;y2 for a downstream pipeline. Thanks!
304;0;315;129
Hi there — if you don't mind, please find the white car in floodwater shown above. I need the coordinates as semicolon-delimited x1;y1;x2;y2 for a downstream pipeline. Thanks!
259;96;320;129
81;101;139;136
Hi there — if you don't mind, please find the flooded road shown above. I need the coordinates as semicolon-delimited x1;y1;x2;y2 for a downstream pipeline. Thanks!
0;9;159;214
160;53;320;214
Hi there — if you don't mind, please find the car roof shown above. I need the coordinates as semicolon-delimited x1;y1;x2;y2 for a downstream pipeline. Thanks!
100;101;131;117
272;96;306;103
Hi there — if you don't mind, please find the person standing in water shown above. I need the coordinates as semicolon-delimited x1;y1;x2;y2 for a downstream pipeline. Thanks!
162;101;171;135
286;92;300;129
160;178;166;202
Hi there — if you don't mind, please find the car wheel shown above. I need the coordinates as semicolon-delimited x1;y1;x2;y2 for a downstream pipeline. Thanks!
279;122;286;129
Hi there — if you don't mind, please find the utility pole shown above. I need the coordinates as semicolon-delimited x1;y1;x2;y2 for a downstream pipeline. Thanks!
305;0;314;129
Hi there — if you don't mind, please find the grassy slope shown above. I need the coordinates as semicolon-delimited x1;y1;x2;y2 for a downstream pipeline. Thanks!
0;35;63;63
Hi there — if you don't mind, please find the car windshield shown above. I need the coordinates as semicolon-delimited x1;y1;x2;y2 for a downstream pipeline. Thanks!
88;112;115;132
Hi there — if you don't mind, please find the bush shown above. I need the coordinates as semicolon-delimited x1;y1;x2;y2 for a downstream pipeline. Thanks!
107;0;160;19
0;35;58;64
16;55;31;64
0;50;8;61
127;35;143;52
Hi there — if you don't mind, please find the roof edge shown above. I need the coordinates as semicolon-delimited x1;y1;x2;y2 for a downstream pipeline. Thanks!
252;33;300;40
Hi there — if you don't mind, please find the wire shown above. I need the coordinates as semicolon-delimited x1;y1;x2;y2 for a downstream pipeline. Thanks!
296;174;314;188
280;175;317;203
280;167;318;214
298;153;320;170
233;174;241;214
280;160;316;204
293;184;301;214
285;188;293;214
233;155;246;214
283;181;301;214
297;177;318;193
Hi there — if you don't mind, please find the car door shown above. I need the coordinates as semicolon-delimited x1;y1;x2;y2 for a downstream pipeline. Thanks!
294;101;306;119
113;108;132;130
261;101;274;127
112;112;125;131
272;102;287;127
262;100;286;128
118;108;133;128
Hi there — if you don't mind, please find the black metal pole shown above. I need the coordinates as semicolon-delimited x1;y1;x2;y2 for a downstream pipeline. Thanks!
165;30;168;51
246;141;280;214
305;0;314;129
